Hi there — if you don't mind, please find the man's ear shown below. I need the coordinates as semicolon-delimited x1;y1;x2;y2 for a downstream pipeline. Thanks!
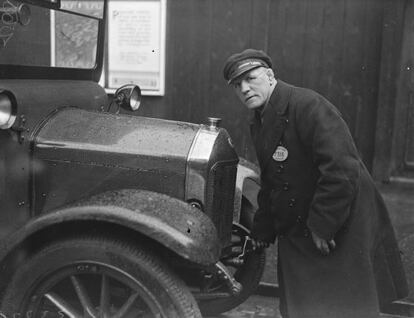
266;68;275;81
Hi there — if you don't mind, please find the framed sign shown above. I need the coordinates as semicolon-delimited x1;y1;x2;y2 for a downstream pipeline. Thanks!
106;0;166;96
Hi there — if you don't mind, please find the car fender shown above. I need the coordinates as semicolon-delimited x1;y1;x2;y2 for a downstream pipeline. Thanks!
0;189;221;266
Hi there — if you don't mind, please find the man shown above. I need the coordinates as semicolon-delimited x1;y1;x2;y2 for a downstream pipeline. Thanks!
223;48;408;318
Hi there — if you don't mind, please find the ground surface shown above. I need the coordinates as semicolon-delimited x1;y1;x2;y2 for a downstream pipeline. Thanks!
206;294;410;318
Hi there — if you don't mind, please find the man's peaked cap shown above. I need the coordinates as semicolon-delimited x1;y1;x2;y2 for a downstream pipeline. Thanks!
223;49;273;84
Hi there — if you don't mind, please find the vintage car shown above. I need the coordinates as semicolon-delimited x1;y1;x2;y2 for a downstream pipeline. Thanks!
0;0;263;316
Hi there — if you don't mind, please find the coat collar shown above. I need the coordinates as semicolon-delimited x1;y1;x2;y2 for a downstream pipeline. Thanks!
267;79;291;116
250;79;292;169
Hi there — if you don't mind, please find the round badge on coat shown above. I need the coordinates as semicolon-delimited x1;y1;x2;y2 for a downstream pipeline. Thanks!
272;146;288;162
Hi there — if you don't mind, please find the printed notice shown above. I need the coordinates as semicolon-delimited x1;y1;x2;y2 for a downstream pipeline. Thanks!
107;0;165;95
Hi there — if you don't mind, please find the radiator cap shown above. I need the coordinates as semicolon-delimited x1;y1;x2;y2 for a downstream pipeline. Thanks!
207;117;221;129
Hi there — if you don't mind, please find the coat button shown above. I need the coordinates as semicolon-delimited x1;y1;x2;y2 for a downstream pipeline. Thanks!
276;165;284;173
296;215;302;223
283;182;289;191
288;198;296;207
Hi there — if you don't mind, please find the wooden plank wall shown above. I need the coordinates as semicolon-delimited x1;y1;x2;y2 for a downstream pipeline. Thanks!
390;0;414;173
138;0;387;171
372;0;407;181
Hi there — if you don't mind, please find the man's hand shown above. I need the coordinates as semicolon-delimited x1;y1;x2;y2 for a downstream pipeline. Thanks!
251;238;270;251
311;231;336;255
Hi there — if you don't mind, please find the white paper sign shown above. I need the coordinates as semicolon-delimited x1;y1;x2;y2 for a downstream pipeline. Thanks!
107;0;166;95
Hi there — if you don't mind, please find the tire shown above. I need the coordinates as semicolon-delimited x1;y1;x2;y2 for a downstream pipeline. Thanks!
0;236;202;318
198;198;266;316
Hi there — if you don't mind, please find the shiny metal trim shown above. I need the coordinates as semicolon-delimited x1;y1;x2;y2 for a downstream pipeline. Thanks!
0;90;17;129
233;162;260;222
185;126;220;204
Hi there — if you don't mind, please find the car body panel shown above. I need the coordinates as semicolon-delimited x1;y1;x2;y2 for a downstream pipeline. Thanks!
0;80;108;240
32;107;199;213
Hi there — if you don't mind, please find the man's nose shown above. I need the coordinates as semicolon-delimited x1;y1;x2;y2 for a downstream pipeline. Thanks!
240;80;250;93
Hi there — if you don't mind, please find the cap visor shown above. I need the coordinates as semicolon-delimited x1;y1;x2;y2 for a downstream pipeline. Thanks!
228;65;263;84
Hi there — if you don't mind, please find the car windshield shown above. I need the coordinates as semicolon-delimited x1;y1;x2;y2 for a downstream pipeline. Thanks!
0;0;104;69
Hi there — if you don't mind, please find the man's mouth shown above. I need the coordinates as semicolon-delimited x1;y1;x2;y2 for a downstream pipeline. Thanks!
245;95;255;102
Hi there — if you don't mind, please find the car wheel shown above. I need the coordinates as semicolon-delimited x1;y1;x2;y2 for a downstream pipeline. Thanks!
198;198;266;316
0;235;202;318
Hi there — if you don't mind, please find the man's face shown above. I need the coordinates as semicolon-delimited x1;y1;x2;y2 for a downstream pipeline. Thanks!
231;67;274;110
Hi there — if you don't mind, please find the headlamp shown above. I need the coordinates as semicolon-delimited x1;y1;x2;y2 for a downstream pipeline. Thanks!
0;90;17;129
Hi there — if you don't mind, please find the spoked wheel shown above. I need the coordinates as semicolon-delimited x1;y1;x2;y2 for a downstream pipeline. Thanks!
198;223;266;316
18;264;169;317
1;236;201;318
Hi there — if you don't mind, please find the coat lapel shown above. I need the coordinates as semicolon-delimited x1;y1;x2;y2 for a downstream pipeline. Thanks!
250;80;292;169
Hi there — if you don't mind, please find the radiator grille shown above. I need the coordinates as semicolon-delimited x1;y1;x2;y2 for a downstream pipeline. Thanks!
205;160;237;247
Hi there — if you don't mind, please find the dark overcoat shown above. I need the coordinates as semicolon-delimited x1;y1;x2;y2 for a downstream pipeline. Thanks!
250;80;408;318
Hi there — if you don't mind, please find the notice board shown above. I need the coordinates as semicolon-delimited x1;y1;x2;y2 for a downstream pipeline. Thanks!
106;0;166;95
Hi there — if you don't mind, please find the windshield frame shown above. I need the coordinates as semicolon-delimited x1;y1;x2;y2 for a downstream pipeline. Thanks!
0;0;106;82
